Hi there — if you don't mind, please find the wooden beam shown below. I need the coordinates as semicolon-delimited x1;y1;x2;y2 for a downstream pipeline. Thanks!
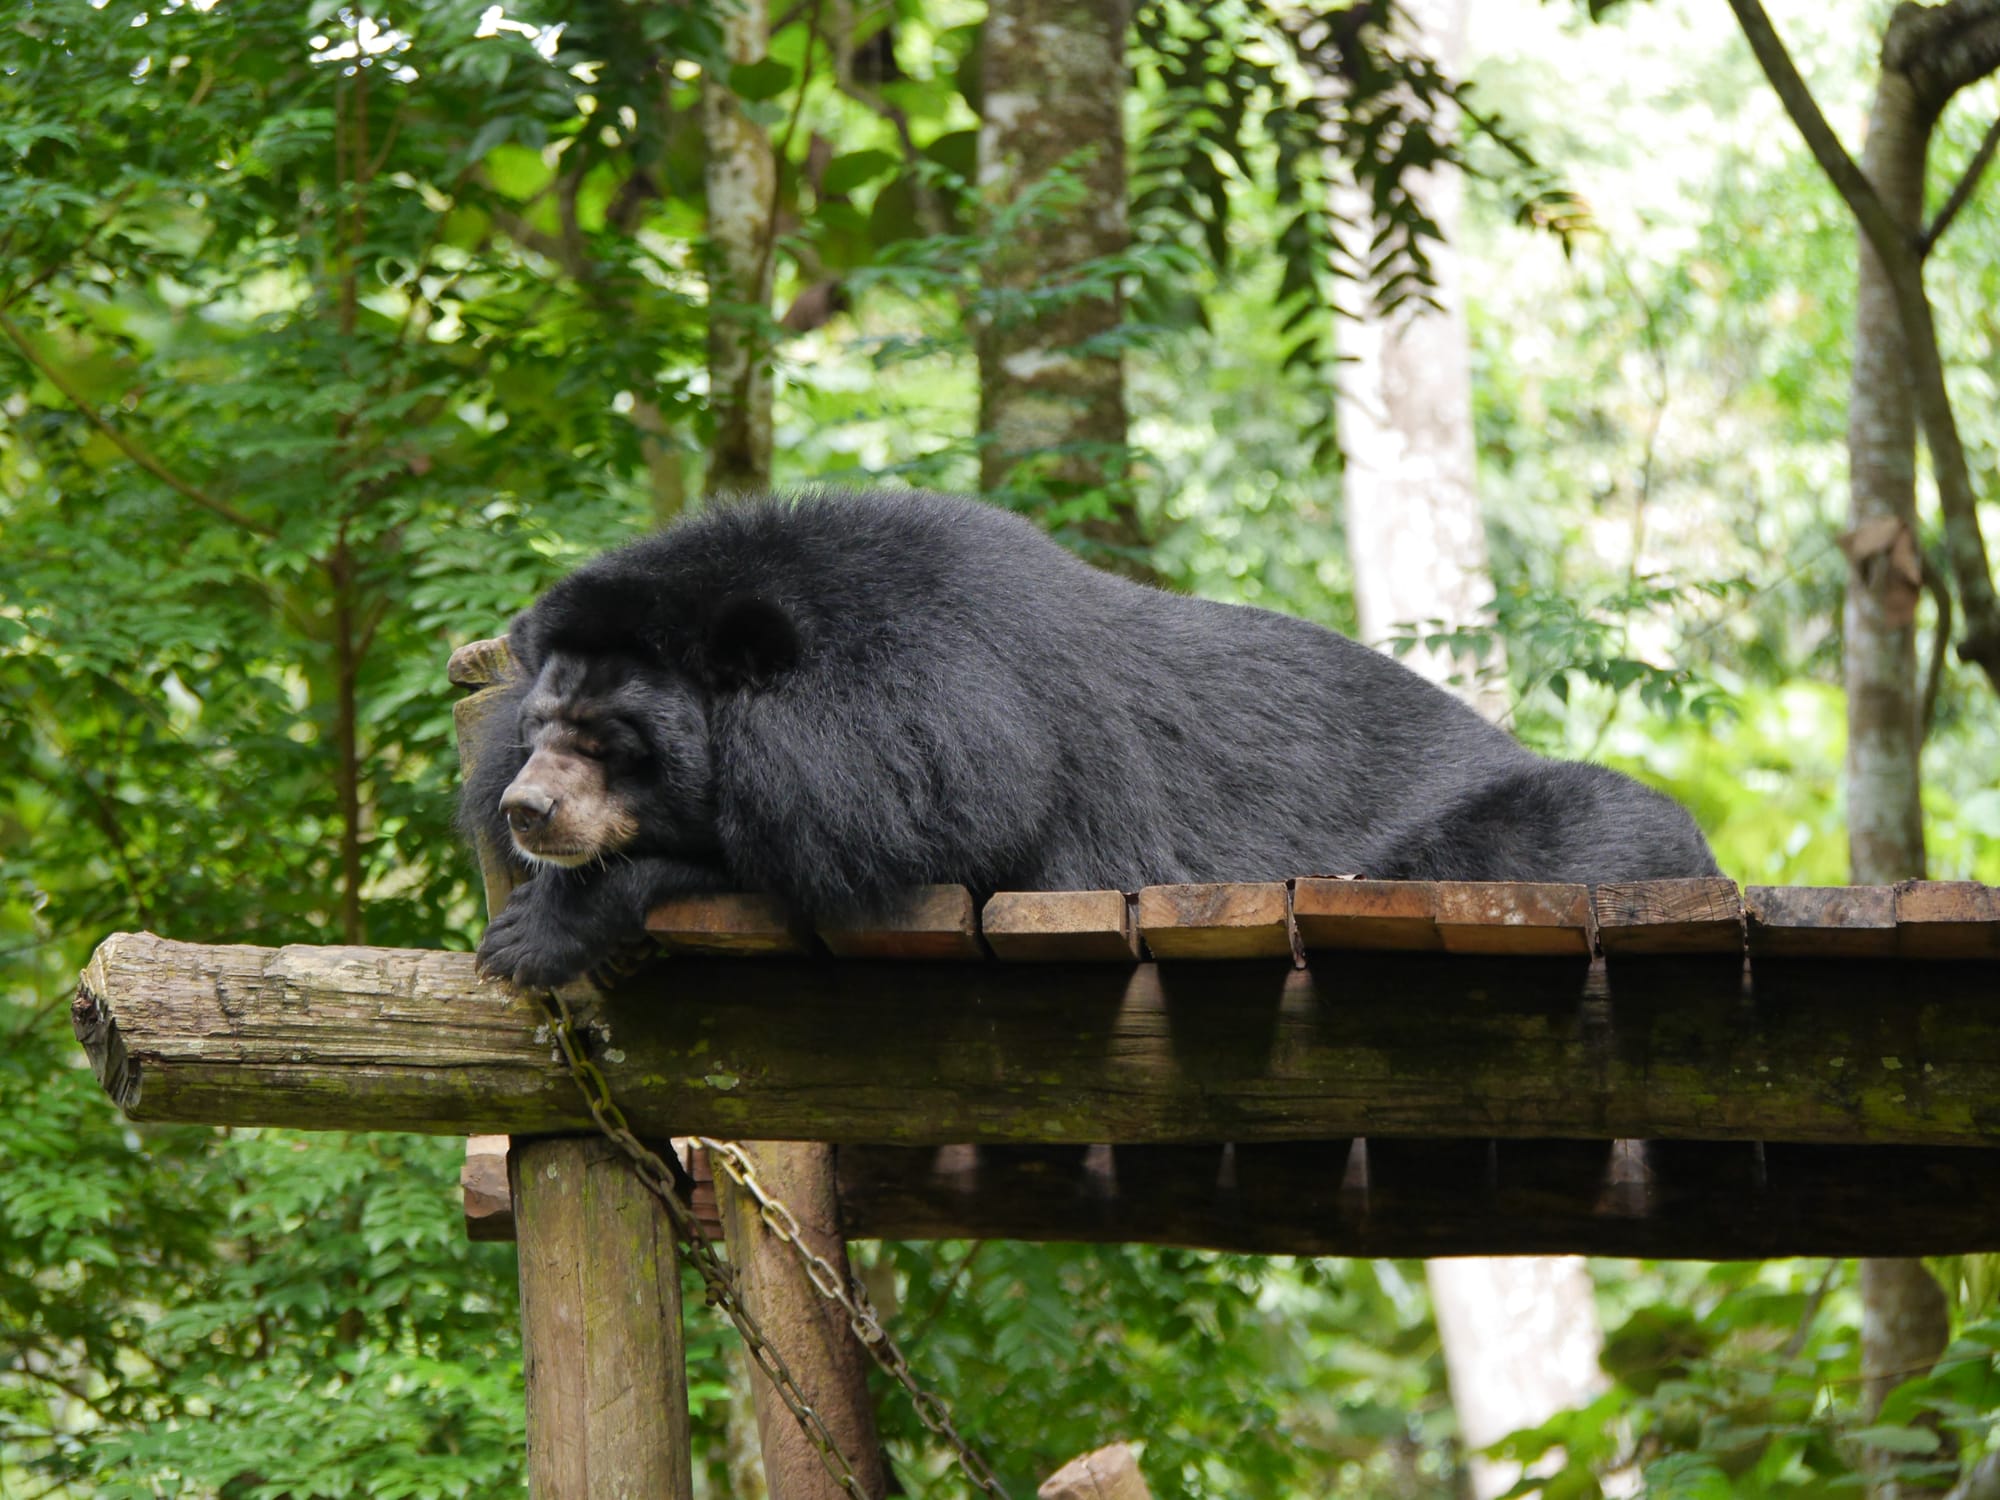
1293;879;1441;951
1433;883;1592;956
834;1140;2000;1259
1747;885;1899;957
463;1134;514;1242
75;931;2000;1148
512;1137;693;1499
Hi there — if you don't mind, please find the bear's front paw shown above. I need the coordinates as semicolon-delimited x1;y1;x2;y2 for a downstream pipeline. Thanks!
475;889;597;991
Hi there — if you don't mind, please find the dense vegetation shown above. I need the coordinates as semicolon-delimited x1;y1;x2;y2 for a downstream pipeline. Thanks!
4;0;1997;1495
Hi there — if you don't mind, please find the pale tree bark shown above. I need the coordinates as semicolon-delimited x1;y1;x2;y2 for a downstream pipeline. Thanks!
976;0;1144;571
1332;0;1506;721
1329;4;1603;1494
702;0;777;496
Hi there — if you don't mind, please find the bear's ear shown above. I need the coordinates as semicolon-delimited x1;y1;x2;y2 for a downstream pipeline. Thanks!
705;594;801;689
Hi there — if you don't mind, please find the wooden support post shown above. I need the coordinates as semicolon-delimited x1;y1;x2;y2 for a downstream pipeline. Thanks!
513;1137;694;1500
714;1142;886;1498
1041;1443;1153;1500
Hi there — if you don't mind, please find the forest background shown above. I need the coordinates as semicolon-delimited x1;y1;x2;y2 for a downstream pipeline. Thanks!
4;0;2000;1495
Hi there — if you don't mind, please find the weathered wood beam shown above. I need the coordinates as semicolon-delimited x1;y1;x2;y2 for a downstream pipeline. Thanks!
76;931;2000;1147
836;1140;2000;1259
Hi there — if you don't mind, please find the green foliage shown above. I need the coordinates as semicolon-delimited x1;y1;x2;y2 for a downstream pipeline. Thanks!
5;0;2000;1496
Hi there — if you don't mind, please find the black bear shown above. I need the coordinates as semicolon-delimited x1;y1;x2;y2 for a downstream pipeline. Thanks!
464;490;1718;987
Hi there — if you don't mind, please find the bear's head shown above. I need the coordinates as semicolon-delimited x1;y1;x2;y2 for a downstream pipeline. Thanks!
492;589;802;871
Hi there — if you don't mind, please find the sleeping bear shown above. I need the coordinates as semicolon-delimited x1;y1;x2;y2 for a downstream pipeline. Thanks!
464;489;1718;987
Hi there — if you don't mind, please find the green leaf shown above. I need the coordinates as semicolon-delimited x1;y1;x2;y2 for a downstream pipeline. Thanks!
729;58;795;102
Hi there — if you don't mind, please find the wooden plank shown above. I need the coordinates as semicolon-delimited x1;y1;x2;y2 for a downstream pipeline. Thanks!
1745;885;1899;958
463;1134;514;1242
77;933;2000;1148
512;1137;692;1500
982;890;1139;962
1896;880;2000;959
647;892;812;956
833;1140;2000;1258
1293;878;1441;951
1433;882;1592;956
1594;878;1744;956
1136;882;1294;960
817;885;985;960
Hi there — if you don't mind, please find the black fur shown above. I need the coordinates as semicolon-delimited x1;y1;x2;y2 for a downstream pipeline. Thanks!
464;490;1718;985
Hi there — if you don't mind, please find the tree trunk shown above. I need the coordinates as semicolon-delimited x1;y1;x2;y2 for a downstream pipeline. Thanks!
702;0;777;496
976;0;1141;567
1846;40;1951;1500
1843;68;1929;891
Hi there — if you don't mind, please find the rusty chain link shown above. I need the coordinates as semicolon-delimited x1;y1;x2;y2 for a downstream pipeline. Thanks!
531;985;1009;1499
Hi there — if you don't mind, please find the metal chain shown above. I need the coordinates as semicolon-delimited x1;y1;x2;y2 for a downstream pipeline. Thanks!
533;987;870;1497
532;987;1010;1499
697;1137;1011;1500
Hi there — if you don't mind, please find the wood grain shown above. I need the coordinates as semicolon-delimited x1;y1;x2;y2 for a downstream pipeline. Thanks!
817;885;985;960
1292;879;1441;951
1594;878;1744;955
512;1137;692;1500
1745;886;1899;958
982;890;1139;962
75;932;2000;1148
1433;882;1593;956
647;892;812;956
1896;880;2000;959
1136;882;1295;960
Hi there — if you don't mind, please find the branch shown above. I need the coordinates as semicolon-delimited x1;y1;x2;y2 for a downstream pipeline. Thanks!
1921;111;2000;253
1725;0;1914;264
1727;0;2000;689
0;312;274;537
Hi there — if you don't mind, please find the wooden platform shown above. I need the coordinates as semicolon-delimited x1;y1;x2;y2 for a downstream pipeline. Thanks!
75;875;2000;1258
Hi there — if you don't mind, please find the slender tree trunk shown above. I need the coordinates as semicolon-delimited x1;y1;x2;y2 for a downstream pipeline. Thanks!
1845;42;1952;1500
1843;69;1929;890
1329;5;1601;1493
1333;0;1505;720
702;0;777;496
976;0;1143;569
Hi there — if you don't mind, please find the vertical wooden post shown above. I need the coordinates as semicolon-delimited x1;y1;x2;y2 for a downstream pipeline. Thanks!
513;1138;695;1500
715;1141;887;1499
451;640;696;1500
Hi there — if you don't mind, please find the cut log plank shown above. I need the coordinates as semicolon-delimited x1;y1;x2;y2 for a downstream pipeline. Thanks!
463;1134;514;1242
982;890;1139;962
75;932;2000;1148
1293;878;1441;951
1745;886;1898;958
447;635;515;689
817;885;985;960
1433;883;1592;956
647;892;812;957
1594;878;1744;956
1136;882;1294;960
1896;881;2000;959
